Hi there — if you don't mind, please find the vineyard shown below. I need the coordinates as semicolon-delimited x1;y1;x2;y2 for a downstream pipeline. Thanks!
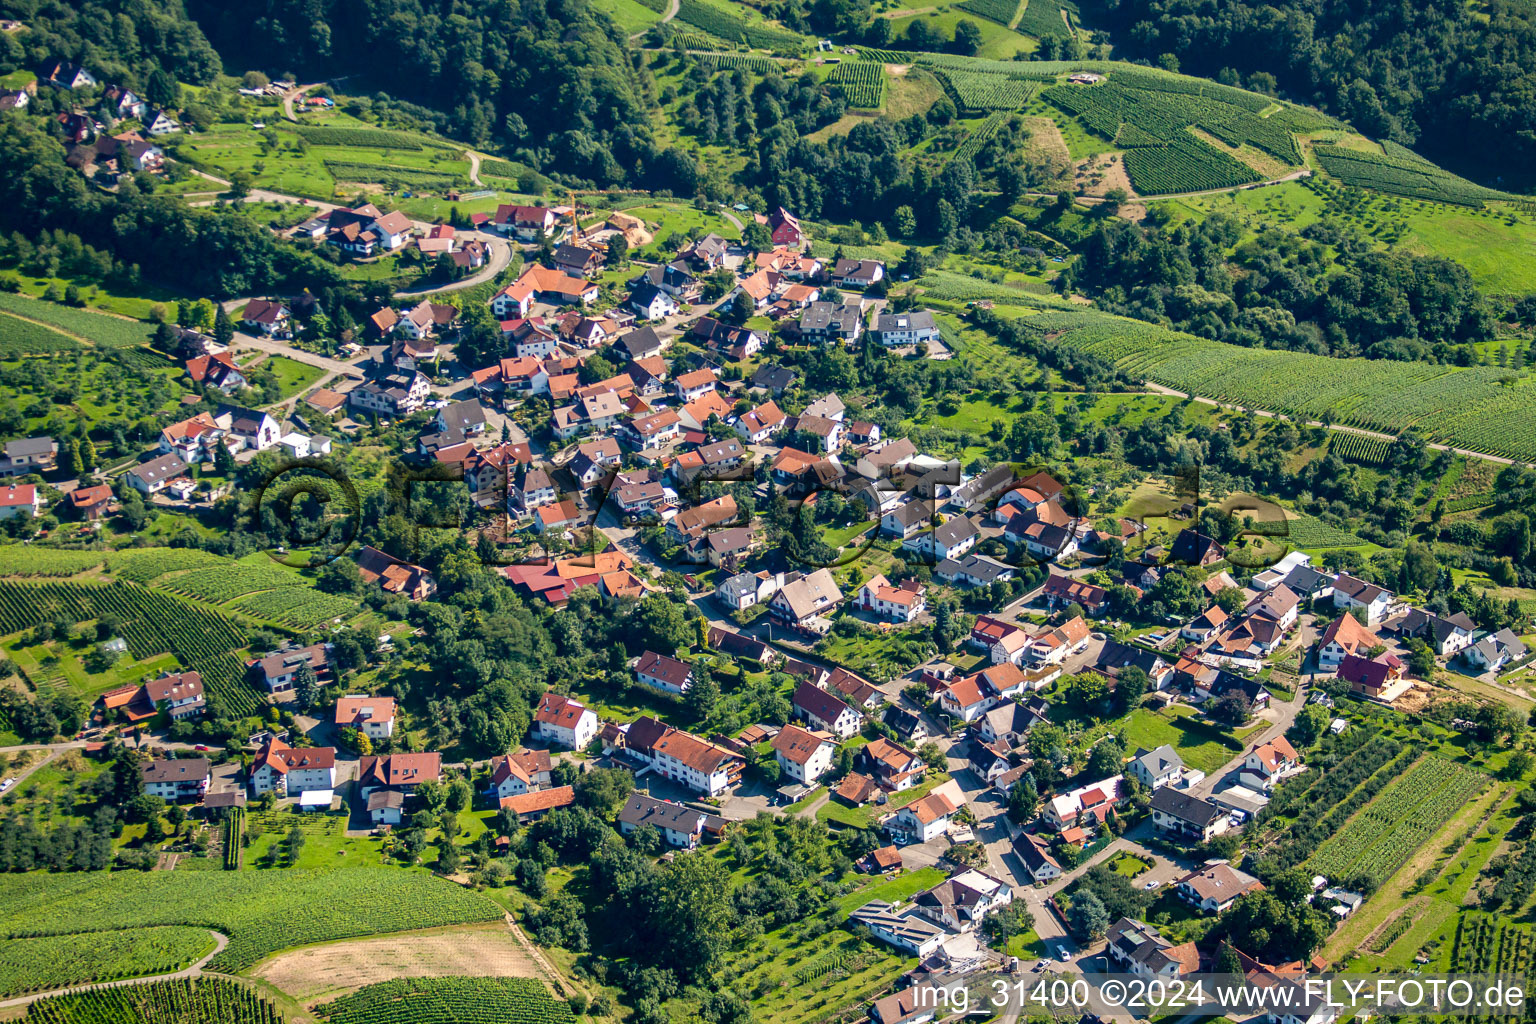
322;161;465;189
938;70;1038;112
0;581;262;716
695;52;781;73
955;111;1009;162
0;293;156;349
290;126;424;149
0;868;504;974
1021;307;1536;462
1330;434;1394;465
106;548;232;584
957;0;1020;25
23;978;286;1024
155;564;308;605
0;927;216;998
1122;136;1260;194
1286;514;1368;549
0;547;104;577
223;810;243;870
230;588;360;629
1313;142;1514;208
826;62;885;108
0;312;81;357
314;977;574;1024
1307;756;1485;886
1014;0;1073;37
675;0;805;50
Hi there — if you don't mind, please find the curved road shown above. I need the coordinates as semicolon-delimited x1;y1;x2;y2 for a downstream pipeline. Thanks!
629;0;679;42
0;930;230;1009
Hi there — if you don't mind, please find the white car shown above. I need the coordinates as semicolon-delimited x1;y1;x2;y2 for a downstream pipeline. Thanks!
1058;946;1073;963
0;778;14;793
1144;879;1160;890
1035;959;1051;972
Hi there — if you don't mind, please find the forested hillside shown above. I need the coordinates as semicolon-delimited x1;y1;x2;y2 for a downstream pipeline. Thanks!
1085;0;1536;186
187;0;686;190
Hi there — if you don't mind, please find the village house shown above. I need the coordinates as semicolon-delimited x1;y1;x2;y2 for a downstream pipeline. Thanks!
1028;616;1091;665
1336;652;1405;700
626;718;743;796
1149;788;1229;842
348;369;432;417
1390;608;1477;656
1105;918;1201;979
492;265;600;319
0;483;43;519
856;737;924;791
68;483;115;520
1128;744;1186;791
1044;775;1124;831
532;692;600;749
772;723;837;783
249;738;336;796
0;436;56;477
500;786;577;824
333;695;396;740
355;545;437;600
1176;862;1264;914
617;793;725;849
1465;629;1528;672
902;516;980;565
1332;573;1394;624
831;258;885;289
1318;613;1381;669
126;453;188;495
765;207;804;247
872;309;939;347
141;758;210;801
1240;737;1300;792
491;203;559;241
143;672;206;720
911;869;1012;932
792;680;862;738
252;643;333;694
888;788;960;844
1015;833;1063;883
635;650;694;695
357;752;443;799
769;567;844;632
855;574;926;623
488;749;554;799
798;300;864;344
849;903;946;961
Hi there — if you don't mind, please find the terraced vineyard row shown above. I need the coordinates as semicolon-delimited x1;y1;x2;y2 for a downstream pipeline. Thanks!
322;161;465;188
1015;0;1074;37
230;588;359;628
23;978;285;1024
1024;309;1536;461
956;111;1009;162
0;547;105;577
290;126;423;149
105;548;232;584
675;0;804;49
826;61;885;107
0;927;216;998
1314;143;1514;208
0;294;156;348
695;52;781;73
957;0;1020;25
314;978;574;1024
155;564;306;604
1308;756;1486;885
0;581;263;716
0;869;504;974
1286;514;1369;549
1330;433;1394;465
939;70;1038;111
1123;135;1261;194
0;313;80;356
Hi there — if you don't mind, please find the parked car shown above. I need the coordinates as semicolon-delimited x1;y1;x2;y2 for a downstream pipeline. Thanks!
1057;946;1073;962
0;778;14;793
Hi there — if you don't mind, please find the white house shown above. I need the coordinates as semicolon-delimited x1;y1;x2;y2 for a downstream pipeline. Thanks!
248;738;337;796
855;574;926;623
912;869;1013;932
772;723;836;784
888;790;959;844
1332;573;1393;624
792;680;862;739
634;651;693;694
334;694;396;740
532;692;600;750
140;758;210;801
1239;737;1300;793
1128;745;1185;791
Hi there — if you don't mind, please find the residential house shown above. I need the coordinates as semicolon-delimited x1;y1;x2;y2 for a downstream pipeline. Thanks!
368;790;405;826
1332;573;1393;624
1318;613;1380;669
666;494;738;546
0;436;56;477
249;738;336;796
348;369;432;417
1015;833;1063;883
533;692;600;750
849;903;946;960
681;233;729;270
974;699;1044;750
491;203;559;241
888;789;960;844
68;483;114;520
334;695;397;740
881;500;931;541
1029;616;1091;665
357;752;443;798
1094;640;1174;691
1183;605;1229;642
831;258;885;289
185;351;247;393
1149;788;1229;842
355;545;437;600
1105;918;1201;979
733;400;786;443
902;516;980;565
252;643;332;694
0;483;42;519
715;571;782;611
856;574;926;623
1169;529;1225;567
1176;863;1264;914
488;750;554;800
912;869;1012;932
769;567;844;631
1465;629;1528;672
140;672;205;721
1336;652;1405;699
141;758;210;801
772;723;837;783
766;207;803;247
617;793;723;848
751;363;796;396
1246;585;1300;631
630;720;743;796
635;651;694;695
1128;745;1184;791
691;316;764;360
935;553;1015;589
629;281;678;320
40;59;97;89
872;309;939;347
492;265;600;319
937;673;996;723
126;453;188;495
883;706;928;745
1043;775;1124;831
1391;608;1477;657
553;244;604;278
792;680;862;739
857;737;924;791
799;300;863;344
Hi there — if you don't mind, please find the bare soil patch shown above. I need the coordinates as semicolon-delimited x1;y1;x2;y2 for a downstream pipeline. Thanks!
1074;152;1145;220
251;923;545;1006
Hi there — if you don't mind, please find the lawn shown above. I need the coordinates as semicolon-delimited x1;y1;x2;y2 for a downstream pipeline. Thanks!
615;201;744;259
817;774;950;830
257;354;327;399
590;0;666;33
1109;852;1153;878
884;8;1035;58
3;631;182;700
1117;706;1243;775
